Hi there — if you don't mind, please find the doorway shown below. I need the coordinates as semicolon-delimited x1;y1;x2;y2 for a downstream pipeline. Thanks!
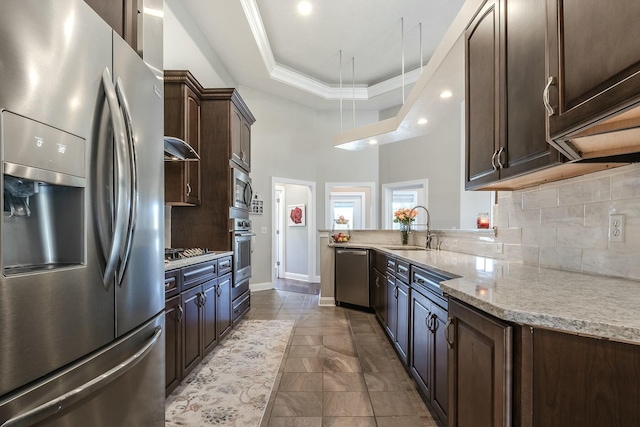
272;177;318;293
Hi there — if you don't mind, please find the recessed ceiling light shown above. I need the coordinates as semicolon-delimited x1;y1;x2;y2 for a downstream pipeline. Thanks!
297;1;312;16
369;139;378;145
440;90;453;99
417;118;428;125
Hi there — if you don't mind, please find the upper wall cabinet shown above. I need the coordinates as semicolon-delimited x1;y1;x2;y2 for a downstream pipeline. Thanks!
465;0;564;190
164;71;202;206
545;0;640;161
84;0;138;51
231;104;252;173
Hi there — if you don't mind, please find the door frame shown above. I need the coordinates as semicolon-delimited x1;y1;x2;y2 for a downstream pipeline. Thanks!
271;177;318;284
325;181;377;229
381;179;429;229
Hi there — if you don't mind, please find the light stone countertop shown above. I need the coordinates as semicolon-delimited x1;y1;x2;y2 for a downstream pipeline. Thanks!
331;242;640;344
164;251;233;271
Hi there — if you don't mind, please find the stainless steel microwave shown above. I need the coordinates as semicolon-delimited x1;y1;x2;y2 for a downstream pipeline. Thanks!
231;167;252;218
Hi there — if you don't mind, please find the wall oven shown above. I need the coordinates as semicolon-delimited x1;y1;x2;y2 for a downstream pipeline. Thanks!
231;167;252;218
232;218;253;293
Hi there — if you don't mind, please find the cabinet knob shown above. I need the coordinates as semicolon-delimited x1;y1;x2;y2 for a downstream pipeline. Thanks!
543;76;556;116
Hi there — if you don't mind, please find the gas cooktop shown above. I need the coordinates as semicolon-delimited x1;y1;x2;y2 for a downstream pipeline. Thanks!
164;248;210;262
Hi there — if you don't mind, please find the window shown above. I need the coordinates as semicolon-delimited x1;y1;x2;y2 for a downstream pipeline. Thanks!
382;180;428;230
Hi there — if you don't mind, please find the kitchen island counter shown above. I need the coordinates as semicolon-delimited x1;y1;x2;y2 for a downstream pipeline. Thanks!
331;242;640;344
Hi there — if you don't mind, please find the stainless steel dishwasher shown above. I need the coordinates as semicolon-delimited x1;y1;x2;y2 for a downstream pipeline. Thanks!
335;248;370;307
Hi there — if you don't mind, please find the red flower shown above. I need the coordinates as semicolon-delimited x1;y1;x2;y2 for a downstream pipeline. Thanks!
290;207;303;224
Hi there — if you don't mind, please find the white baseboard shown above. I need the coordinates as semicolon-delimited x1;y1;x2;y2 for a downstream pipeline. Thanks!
311;275;321;283
318;296;335;307
284;272;310;282
249;282;274;292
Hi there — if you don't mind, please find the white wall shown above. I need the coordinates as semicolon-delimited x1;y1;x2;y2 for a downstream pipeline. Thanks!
283;184;310;277
379;103;463;229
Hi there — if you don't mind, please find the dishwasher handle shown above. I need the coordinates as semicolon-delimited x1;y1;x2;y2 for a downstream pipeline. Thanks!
336;250;368;256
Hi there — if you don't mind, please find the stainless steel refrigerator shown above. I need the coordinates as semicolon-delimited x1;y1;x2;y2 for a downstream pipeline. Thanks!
0;1;165;425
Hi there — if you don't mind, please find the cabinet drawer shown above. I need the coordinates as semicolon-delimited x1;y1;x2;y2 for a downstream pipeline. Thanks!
386;257;397;274
372;250;387;274
233;290;251;323
395;259;410;283
182;260;217;291
217;256;232;276
411;265;453;303
165;269;181;298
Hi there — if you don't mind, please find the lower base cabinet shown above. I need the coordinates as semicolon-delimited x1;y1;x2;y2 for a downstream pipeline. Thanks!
164;260;234;397
410;288;449;425
448;298;512;427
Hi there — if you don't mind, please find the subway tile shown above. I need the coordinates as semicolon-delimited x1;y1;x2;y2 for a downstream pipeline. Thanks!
522;187;558;210
521;227;556;247
539;247;582;272
496;227;522;245
584;201;612;228
509;209;541;228
557;227;608;249
582;250;640;280
541;205;584;227
504;244;539;265
558;176;610;206
611;167;640;200
497;192;522;212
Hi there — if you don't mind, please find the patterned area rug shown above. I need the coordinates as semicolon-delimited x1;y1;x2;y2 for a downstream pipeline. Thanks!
165;320;294;426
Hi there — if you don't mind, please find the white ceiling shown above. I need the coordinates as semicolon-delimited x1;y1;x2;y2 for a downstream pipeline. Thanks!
180;0;466;112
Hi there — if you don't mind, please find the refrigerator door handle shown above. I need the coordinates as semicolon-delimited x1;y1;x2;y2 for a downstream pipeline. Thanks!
100;68;129;288
0;327;163;427
115;77;138;285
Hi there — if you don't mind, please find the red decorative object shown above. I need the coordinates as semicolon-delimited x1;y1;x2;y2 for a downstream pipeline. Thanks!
290;207;302;224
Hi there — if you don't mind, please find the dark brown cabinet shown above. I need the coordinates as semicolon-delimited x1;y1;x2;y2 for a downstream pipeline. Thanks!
231;104;252;172
164;71;202;206
165;294;182;397
164;258;234;396
84;0;138;51
372;268;387;325
385;275;397;343
384;256;410;366
545;0;640;160
410;287;449;425
526;328;640;427
465;0;565;191
395;280;410;365
167;75;255;251
448;298;512;427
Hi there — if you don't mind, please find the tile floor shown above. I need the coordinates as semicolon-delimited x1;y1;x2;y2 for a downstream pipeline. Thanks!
247;289;442;427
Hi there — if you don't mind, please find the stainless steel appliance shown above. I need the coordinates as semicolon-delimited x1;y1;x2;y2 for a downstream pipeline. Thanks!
232;218;253;287
335;248;370;307
230;167;253;219
0;2;165;425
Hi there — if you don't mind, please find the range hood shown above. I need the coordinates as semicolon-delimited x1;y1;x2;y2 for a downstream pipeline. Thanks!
164;136;200;161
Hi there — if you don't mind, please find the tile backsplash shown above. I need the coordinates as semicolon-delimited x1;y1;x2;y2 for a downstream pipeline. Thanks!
444;163;640;281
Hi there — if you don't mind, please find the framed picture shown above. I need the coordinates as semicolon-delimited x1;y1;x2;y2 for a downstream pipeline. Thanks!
288;204;306;226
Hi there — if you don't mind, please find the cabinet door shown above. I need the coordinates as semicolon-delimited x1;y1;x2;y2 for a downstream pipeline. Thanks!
448;299;512;427
546;0;640;139
230;105;243;169
385;275;397;342
430;301;449;424
500;0;563;180
240;118;251;172
165;294;182;397
84;0;138;51
202;279;218;356
373;269;386;325
410;289;432;399
465;0;500;189
217;273;233;341
181;286;202;378
184;87;201;205
395;281;410;365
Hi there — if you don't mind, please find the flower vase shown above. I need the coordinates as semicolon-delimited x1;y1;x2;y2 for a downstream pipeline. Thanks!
401;229;409;245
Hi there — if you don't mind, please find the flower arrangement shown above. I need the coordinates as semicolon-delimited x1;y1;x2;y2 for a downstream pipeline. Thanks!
394;208;417;245
393;208;417;227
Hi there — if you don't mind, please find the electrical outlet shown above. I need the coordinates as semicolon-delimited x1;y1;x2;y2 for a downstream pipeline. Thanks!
261;226;268;234
451;239;458;249
492;243;503;254
609;214;625;243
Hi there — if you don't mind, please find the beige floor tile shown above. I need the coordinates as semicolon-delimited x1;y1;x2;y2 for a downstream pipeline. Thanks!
294;327;324;336
278;373;323;392
322;391;374;417
375;415;440;427
323;372;367;391
369;391;428;417
271;391;323;417
288;345;323;358
322;416;377;426
268;417;322;427
283;357;324;373
291;335;323;346
323;356;362;373
364;372;413;391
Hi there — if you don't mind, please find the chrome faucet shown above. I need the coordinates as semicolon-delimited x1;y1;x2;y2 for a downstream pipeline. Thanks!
408;205;435;249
